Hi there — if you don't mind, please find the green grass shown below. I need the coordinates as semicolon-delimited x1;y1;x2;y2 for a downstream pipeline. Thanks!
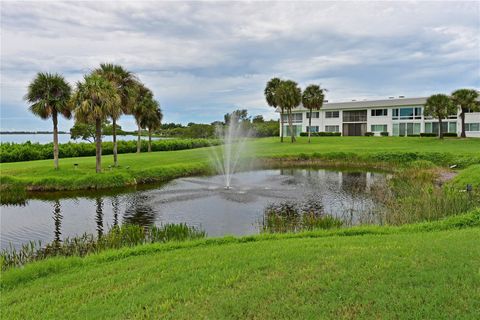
2;210;479;319
1;137;479;192
451;164;480;188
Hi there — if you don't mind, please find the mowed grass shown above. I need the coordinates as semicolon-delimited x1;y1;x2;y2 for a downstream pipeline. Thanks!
1;136;479;191
2;225;479;319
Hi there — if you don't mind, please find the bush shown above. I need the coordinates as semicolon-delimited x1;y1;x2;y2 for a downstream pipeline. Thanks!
300;132;341;137
407;134;420;137
380;132;389;136
364;132;374;136
420;133;437;137
0;139;221;163
443;133;458;137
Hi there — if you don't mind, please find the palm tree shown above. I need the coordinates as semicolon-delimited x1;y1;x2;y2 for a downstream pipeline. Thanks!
72;74;120;172
93;63;136;166
302;84;326;143
424;94;456;139
264;78;283;142
451;89;480;138
276;80;302;143
24;73;72;169
130;82;154;153
140;101;163;152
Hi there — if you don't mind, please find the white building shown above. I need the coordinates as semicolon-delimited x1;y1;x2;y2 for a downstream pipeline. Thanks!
279;96;480;138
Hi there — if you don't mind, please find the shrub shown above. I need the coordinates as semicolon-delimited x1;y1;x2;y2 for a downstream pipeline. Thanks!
443;133;458;137
300;132;341;137
420;133;437;137
364;132;374;136
0;139;221;163
380;132;389;136
407;134;420;137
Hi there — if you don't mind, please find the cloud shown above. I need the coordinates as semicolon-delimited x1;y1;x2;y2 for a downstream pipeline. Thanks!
1;1;479;130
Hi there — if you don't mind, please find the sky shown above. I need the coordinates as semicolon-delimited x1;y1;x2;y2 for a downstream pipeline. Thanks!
1;1;479;131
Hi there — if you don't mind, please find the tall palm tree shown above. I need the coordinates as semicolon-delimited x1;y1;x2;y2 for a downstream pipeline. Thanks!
424;94;456;139
451;89;480;138
93;63;136;166
24;73;72;169
264;78;283;142
302;84;326;143
140;101;163;152
72;74;120;172
276;80;302;143
130;82;154;153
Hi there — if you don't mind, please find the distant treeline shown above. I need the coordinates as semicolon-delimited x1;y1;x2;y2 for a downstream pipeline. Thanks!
1;131;69;134
0;139;220;163
156;111;279;139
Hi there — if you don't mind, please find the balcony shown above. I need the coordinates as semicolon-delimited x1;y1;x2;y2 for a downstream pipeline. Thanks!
343;110;367;122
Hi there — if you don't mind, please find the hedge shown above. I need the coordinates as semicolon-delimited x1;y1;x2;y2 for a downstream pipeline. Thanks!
0;139;221;163
299;132;342;137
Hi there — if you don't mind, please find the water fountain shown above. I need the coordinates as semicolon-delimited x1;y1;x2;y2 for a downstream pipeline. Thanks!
210;114;251;189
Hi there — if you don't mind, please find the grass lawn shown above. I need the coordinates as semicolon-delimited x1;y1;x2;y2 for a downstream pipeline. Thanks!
1;137;480;192
2;212;479;319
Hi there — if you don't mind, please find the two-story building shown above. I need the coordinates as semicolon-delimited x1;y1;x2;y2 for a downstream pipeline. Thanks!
279;96;480;138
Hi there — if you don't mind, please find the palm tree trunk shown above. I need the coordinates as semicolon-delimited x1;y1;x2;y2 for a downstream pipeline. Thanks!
438;118;443;139
148;128;152;152
308;109;312;143
280;108;284;143
95;118;102;173
112;118;118;166
288;109;296;143
137;123;141;153
52;111;59;170
460;111;466;138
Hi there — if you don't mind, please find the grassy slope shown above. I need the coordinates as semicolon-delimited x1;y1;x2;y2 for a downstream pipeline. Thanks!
1;137;480;191
2;211;479;319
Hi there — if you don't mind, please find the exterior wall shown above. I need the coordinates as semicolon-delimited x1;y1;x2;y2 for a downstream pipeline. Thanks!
278;98;480;138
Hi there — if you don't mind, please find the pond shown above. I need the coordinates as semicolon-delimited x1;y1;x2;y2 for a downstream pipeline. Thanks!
0;168;387;250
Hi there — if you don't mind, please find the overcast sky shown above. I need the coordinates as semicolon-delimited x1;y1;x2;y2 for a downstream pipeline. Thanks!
1;1;479;131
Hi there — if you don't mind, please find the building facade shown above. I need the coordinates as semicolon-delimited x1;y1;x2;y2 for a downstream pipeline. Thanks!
279;96;480;138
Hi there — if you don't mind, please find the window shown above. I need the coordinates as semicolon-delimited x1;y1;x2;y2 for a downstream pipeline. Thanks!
281;113;303;123
392;107;422;120
306;112;319;119
424;122;457;134
371;124;387;132
306;126;319;133
282;125;302;136
466;123;480;131
392;123;420;136
325;111;339;118
371;109;388;117
325;125;339;132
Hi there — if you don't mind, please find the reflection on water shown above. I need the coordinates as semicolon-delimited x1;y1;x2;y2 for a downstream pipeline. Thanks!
1;168;387;250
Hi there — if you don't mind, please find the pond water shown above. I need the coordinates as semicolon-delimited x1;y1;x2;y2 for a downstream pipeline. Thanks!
0;168;387;250
0;133;164;144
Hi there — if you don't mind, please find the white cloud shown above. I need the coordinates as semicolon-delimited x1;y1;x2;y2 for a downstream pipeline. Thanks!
1;1;479;130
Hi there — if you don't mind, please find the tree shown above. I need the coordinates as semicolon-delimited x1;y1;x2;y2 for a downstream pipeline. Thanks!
139;101;163;152
72;74;120;172
451;89;480;138
423;94;456;139
276;80;302;143
264;78;283;141
252;115;265;124
93;63;136;166
70;120;111;142
24;73;72;169
302;84;326;143
224;109;249;125
129;82;154;153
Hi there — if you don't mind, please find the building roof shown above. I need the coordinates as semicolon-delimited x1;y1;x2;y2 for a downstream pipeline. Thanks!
276;96;428;112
